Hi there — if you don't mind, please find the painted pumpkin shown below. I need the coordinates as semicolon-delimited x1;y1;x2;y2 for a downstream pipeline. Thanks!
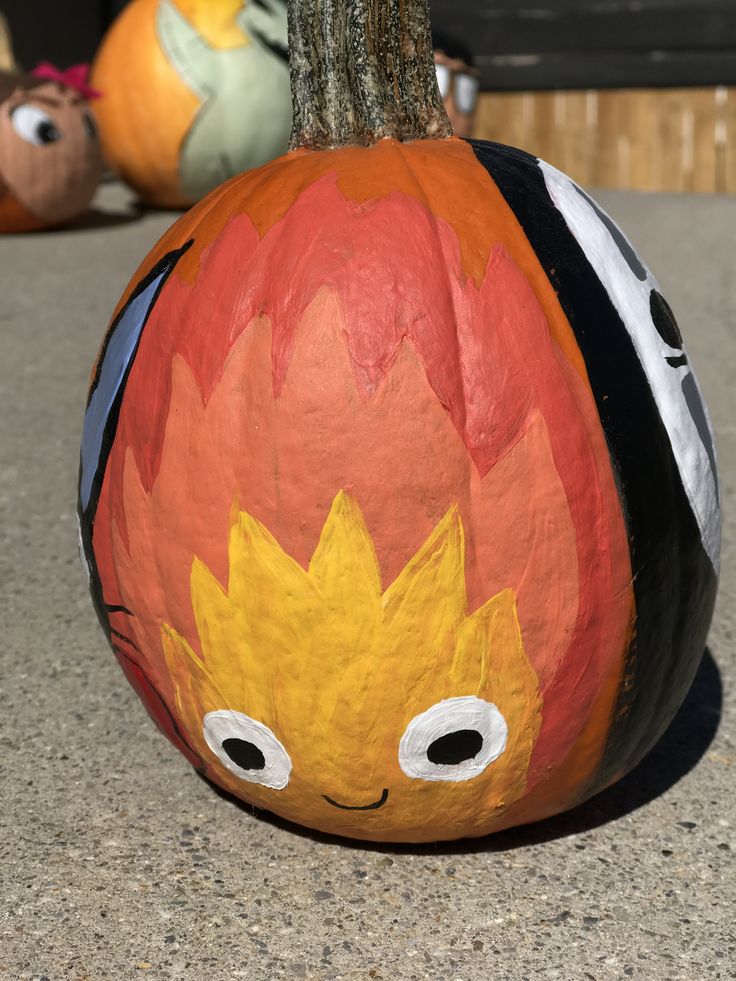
79;0;719;843
90;0;291;207
0;65;102;232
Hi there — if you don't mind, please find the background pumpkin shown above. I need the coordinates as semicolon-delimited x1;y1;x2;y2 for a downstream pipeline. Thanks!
79;0;719;842
90;0;291;208
0;65;102;233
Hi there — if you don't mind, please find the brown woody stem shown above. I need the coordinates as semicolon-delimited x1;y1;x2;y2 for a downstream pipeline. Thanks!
288;0;453;150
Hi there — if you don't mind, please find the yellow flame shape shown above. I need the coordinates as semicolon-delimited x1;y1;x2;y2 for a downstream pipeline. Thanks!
162;491;542;840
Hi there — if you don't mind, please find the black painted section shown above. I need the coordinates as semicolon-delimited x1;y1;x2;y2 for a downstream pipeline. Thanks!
104;602;133;615
650;289;684;347
223;738;267;771
467;138;717;793
427;729;483;765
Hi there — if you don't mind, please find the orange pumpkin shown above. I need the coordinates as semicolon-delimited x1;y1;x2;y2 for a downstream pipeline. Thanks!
91;0;292;207
79;0;718;842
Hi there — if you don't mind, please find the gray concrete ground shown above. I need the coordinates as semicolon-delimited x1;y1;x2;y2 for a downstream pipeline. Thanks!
1;181;734;981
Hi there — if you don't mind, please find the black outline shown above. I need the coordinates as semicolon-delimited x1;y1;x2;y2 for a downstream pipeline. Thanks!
77;241;196;764
78;239;193;644
666;354;688;369
322;789;389;811
110;627;141;652
104;603;134;616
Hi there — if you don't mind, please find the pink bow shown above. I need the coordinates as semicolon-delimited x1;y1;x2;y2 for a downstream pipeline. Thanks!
31;62;101;100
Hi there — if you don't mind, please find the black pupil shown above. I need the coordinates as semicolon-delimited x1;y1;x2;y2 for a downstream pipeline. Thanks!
222;738;266;771
427;729;483;765
650;289;683;349
38;120;60;144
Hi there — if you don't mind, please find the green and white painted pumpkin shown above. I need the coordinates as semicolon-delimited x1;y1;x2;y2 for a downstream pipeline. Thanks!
91;0;291;207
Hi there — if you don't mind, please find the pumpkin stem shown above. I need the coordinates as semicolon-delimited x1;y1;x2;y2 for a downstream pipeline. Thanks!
288;0;452;150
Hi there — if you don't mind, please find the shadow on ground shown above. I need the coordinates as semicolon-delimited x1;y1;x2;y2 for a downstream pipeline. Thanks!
204;648;723;854
33;205;146;233
49;197;186;232
72;206;144;230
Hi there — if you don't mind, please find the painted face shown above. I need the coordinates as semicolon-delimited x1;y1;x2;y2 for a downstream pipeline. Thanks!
539;162;720;571
0;77;102;228
160;492;541;840
433;50;479;139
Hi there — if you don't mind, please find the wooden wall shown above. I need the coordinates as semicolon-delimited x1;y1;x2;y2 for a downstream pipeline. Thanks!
432;1;736;193
473;87;736;193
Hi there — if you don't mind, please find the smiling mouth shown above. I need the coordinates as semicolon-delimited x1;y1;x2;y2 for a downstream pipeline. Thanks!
322;788;389;811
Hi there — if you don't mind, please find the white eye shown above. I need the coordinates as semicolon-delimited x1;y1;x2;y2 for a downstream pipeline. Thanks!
398;696;508;782
540;161;720;571
11;104;62;145
454;73;479;114
435;63;451;99
203;710;291;789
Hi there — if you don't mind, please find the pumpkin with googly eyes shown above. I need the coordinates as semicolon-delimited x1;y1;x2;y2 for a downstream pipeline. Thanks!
78;0;719;843
0;66;102;232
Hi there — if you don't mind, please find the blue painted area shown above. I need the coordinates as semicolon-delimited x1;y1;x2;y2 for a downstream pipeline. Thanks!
80;271;168;511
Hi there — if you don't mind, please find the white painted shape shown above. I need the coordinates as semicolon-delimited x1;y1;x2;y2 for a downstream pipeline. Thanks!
11;104;57;145
398;696;508;782
203;709;291;789
540;160;721;570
